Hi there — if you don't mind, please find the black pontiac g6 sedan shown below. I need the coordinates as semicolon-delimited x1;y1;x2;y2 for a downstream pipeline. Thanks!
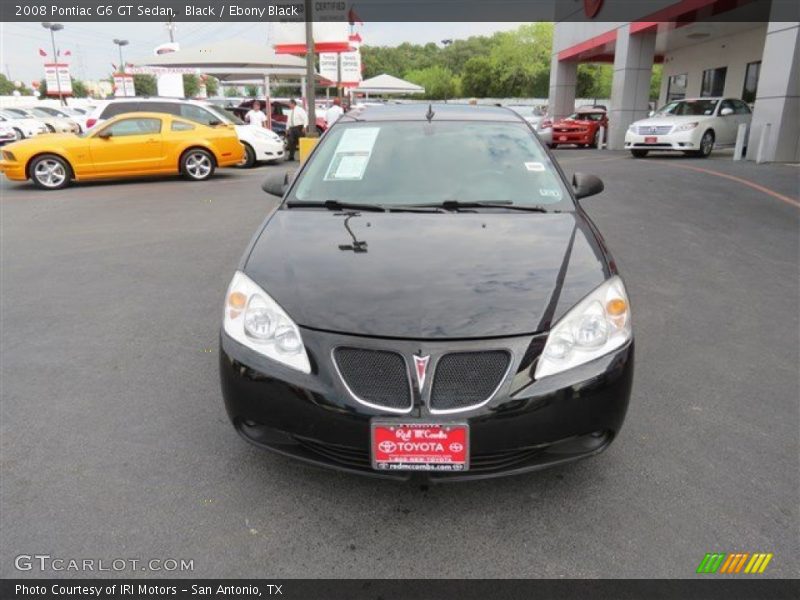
219;104;633;480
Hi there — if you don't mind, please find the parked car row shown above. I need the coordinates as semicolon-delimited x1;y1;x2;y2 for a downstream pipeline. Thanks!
505;96;752;158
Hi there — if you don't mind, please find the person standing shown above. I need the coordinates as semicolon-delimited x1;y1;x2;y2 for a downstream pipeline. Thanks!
325;97;344;127
286;99;308;161
244;101;268;129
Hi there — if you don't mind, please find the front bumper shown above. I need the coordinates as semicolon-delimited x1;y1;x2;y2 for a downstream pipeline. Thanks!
220;327;634;481
625;129;700;151
0;159;25;180
551;129;592;146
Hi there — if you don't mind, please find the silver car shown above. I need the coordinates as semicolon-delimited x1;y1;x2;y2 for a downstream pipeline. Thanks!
506;105;553;146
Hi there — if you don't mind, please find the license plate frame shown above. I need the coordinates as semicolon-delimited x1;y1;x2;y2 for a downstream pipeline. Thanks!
371;421;469;472
644;136;658;143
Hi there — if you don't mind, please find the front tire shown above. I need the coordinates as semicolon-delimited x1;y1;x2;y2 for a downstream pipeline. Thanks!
695;130;714;158
30;154;71;190
591;130;601;149
12;128;24;140
631;149;649;158
181;149;215;181
239;144;256;169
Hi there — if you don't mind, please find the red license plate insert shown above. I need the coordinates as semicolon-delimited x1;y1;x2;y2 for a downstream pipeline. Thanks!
371;422;469;472
644;136;658;143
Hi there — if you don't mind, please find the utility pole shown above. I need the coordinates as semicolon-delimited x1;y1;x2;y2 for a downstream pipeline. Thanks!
41;22;64;105
304;0;318;137
166;17;176;43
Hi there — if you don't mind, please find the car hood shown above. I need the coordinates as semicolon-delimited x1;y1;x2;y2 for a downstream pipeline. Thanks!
3;133;81;152
244;210;609;339
633;115;711;127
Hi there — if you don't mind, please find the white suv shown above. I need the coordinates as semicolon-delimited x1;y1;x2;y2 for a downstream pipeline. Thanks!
86;98;285;166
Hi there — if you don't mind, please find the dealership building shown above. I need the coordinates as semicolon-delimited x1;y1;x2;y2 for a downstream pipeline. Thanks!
548;0;799;162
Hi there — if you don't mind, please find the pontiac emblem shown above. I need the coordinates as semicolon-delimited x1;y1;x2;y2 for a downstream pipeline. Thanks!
413;355;430;390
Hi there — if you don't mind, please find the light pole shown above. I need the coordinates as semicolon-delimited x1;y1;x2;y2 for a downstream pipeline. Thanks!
41;22;64;104
113;39;129;73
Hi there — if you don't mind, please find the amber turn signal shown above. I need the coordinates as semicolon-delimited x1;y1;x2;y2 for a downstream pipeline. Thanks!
606;298;627;316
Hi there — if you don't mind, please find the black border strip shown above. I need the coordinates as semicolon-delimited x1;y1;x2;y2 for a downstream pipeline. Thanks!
2;579;800;600
1;0;798;23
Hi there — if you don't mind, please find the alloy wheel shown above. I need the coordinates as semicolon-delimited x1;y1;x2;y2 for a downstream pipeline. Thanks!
185;152;212;179
33;159;67;188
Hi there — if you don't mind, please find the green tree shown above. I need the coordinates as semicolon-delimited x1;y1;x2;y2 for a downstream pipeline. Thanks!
133;74;157;96
461;56;494;97
244;84;259;97
404;66;457;100
649;64;663;101
183;74;200;98
205;76;219;96
70;78;89;98
0;74;16;95
576;64;612;99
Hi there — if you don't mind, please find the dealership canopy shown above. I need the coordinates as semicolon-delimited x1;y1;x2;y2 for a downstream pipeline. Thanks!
132;40;313;84
355;74;424;96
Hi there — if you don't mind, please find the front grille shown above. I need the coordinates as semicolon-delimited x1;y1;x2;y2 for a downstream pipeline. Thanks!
638;125;673;135
333;347;412;411
430;351;511;412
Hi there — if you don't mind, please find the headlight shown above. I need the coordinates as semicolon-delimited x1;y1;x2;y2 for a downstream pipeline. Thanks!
627;124;638;133
223;271;311;373
674;122;699;132
535;276;632;379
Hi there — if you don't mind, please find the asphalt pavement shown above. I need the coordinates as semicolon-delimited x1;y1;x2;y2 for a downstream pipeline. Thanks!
1;149;798;578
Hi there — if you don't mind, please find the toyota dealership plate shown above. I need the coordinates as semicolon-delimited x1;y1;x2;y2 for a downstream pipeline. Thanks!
371;422;469;472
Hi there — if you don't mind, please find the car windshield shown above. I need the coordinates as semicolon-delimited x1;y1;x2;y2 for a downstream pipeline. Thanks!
4;109;29;118
29;108;53;118
290;121;572;210
208;104;243;125
567;112;605;121
655;99;719;116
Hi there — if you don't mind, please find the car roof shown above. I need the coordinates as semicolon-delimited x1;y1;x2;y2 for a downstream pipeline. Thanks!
675;97;724;101
342;103;522;123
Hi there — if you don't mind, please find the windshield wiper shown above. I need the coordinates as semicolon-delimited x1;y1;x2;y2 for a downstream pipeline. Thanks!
416;200;555;213
285;200;387;212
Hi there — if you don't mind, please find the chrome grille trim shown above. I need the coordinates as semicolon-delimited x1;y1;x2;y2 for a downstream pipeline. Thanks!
330;347;414;414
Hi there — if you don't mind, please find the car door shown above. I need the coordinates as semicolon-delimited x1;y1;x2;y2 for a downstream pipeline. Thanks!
88;117;165;175
716;100;739;145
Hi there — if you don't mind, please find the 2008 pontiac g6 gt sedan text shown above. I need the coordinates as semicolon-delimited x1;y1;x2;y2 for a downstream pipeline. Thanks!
219;104;634;481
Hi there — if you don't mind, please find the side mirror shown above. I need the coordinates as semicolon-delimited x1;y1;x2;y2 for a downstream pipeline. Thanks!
97;131;112;139
720;107;734;116
208;119;222;127
572;172;604;200
262;170;294;197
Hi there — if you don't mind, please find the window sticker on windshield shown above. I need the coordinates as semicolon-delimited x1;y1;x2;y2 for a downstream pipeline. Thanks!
324;127;380;181
539;188;561;199
525;162;545;172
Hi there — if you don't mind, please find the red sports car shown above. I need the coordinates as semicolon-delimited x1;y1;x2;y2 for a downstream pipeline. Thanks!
550;107;608;148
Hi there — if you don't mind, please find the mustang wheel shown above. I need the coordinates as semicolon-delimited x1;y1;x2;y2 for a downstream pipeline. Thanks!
30;154;71;190
239;144;256;169
181;149;215;181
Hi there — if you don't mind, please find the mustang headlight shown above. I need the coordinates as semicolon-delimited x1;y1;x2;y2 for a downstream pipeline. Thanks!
674;121;699;132
223;271;310;373
535;276;632;379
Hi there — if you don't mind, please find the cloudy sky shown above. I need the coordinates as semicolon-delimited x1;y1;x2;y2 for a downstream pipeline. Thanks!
0;21;519;84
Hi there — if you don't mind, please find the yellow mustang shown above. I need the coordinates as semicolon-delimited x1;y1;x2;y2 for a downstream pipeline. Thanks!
0;112;244;190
